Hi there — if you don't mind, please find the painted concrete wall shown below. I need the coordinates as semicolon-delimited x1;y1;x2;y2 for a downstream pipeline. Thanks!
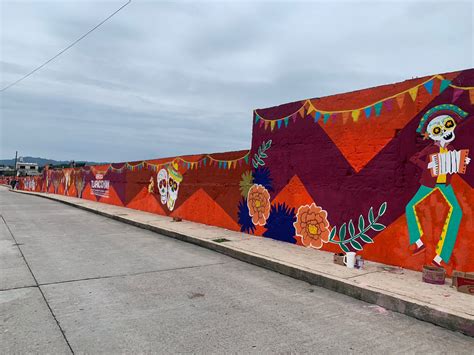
245;69;474;275
18;151;250;231
18;68;474;274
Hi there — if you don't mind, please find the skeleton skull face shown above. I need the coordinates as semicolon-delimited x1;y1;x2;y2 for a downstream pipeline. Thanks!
427;115;456;146
167;176;179;211
166;164;182;211
157;169;168;204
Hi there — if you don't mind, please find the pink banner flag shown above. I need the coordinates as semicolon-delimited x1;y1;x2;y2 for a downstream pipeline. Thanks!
452;89;463;102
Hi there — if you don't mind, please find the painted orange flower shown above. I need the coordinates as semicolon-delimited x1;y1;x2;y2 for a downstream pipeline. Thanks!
294;203;330;249
247;184;271;226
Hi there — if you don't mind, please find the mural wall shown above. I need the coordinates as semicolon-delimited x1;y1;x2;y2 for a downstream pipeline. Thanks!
17;68;474;275
18;151;250;231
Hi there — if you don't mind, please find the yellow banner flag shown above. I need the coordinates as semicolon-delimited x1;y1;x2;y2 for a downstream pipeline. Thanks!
408;86;418;102
306;103;315;116
351;110;360;122
470;89;474;104
270;121;275;131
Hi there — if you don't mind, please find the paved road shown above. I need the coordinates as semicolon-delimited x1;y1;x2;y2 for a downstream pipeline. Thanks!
1;187;473;353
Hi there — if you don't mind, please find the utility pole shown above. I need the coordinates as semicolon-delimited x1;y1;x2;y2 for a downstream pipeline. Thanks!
14;151;18;177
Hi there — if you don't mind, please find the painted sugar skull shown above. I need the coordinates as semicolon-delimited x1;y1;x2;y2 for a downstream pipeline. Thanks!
166;162;183;211
426;114;457;145
157;168;168;204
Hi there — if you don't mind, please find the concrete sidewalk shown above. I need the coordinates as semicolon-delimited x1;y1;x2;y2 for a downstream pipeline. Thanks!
9;188;474;337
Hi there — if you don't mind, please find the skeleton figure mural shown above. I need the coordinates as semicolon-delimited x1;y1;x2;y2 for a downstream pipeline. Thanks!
166;162;183;211
45;170;51;192
52;172;61;194
74;171;86;198
406;104;470;268
63;170;71;195
157;168;168;204
147;176;155;194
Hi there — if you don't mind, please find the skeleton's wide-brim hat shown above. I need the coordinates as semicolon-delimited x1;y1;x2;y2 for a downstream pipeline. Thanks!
167;166;183;183
417;104;468;134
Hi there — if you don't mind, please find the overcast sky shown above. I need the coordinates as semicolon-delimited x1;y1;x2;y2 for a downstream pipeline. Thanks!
1;0;473;162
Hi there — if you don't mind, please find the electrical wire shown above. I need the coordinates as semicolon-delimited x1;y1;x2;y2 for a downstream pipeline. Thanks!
1;0;132;93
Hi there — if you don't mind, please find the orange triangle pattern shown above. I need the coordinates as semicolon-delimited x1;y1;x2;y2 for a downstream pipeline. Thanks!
171;188;240;231
127;187;167;216
271;175;314;209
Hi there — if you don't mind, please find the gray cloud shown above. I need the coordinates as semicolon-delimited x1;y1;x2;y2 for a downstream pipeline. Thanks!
1;0;472;162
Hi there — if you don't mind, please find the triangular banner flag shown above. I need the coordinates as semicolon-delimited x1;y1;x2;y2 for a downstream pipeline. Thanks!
440;80;451;93
259;120;264;128
385;99;394;111
374;102;383;116
364;106;372;118
292;114;297;123
315;111;321;122
408;87;418;102
218;161;222;169
277;120;282;129
323;113;330;124
469;89;474;105
255;114;260;123
264;121;269;130
298;106;305;117
284;117;289;127
306;103;315;116
452;89;463;102
270;121;275;131
423;80;434;95
396;93;405;109
342;112;350;124
351;110;360;122
469;89;474;104
244;155;249;164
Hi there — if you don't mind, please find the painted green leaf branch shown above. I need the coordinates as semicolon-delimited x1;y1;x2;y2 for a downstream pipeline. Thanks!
328;202;387;252
252;140;272;169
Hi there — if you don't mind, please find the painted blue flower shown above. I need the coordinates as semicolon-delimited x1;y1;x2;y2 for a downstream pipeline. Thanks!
263;203;296;244
237;198;256;234
253;167;273;191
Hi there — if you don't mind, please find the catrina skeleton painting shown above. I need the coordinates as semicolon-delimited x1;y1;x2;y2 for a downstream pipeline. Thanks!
406;104;470;268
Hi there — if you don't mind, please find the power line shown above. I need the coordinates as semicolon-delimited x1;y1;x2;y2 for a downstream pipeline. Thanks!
1;0;132;93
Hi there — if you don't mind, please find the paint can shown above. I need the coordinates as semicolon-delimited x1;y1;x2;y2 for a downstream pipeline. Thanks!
333;253;345;266
355;256;364;269
422;265;446;285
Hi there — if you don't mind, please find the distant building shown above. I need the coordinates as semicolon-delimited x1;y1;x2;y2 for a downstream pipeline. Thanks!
0;165;14;176
16;158;40;176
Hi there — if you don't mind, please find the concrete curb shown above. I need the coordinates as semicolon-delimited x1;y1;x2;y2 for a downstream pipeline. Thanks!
10;189;474;337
